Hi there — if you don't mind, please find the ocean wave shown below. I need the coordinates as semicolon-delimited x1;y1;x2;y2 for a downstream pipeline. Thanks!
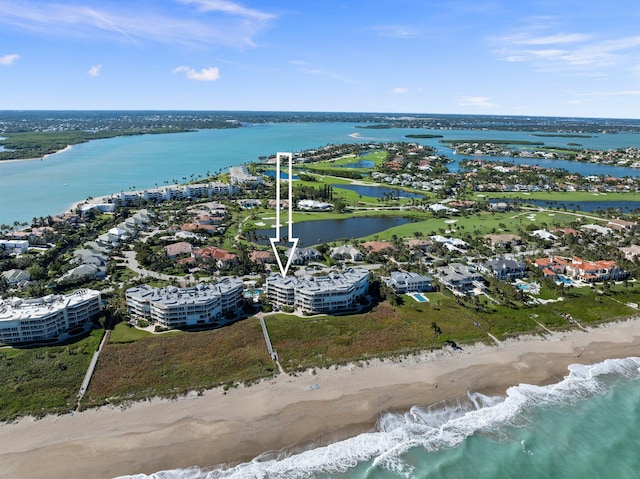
114;357;640;479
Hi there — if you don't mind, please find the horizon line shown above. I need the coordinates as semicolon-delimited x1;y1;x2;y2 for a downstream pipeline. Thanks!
1;109;639;122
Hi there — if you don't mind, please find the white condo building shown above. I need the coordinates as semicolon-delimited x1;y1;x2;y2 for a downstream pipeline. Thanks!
266;268;369;314
125;278;243;329
0;289;101;344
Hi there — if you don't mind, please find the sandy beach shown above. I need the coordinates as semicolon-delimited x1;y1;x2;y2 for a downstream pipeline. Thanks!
1;318;639;479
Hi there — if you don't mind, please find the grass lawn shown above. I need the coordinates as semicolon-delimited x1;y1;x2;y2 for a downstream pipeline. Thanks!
358;210;578;241
300;151;387;174
475;191;638;204
109;322;154;343
0;329;103;422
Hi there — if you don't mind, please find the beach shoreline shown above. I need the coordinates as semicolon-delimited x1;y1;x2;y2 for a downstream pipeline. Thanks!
0;144;73;164
1;317;639;478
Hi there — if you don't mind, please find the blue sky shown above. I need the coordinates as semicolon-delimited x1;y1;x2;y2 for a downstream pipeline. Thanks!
1;0;640;118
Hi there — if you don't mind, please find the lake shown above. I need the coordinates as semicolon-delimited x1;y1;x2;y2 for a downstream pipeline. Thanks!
253;216;414;246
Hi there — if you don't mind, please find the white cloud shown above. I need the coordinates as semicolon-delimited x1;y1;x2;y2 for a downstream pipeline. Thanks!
0;53;19;66
457;96;496;108
173;65;221;81
496;19;640;74
510;33;592;45
0;1;275;48
179;0;275;21
87;64;102;77
393;87;408;94
295;63;357;84
373;25;419;39
578;90;640;97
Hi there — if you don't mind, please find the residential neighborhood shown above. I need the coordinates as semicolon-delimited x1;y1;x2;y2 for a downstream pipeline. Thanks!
0;141;639;345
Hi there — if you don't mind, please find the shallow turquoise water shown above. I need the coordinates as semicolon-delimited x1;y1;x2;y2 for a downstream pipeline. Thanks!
2;122;640;225
118;357;640;479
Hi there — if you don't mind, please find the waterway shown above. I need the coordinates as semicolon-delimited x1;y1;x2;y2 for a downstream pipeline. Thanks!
253;216;414;246
514;199;640;213
2;122;640;226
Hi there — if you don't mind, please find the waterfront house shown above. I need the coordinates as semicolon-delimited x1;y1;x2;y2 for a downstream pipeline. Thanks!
565;258;627;282
385;271;433;293
532;255;625;283
479;258;527;281
435;263;485;296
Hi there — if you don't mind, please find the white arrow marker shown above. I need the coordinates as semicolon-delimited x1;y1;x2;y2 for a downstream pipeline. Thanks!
269;152;299;278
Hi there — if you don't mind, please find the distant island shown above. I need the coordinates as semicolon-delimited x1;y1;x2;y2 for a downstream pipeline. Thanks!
355;124;393;129
405;134;444;139
531;134;594;138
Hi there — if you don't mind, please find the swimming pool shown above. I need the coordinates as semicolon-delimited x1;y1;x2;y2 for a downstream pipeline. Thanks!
410;293;430;303
557;275;573;285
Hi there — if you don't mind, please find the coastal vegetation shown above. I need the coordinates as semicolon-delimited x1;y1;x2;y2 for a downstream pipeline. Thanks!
1;127;640;420
0;329;103;422
0;123;238;161
4;278;637;418
444;139;546;146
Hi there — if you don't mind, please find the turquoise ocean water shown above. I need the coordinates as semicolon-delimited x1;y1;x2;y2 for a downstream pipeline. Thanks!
2;123;640;226
119;357;640;479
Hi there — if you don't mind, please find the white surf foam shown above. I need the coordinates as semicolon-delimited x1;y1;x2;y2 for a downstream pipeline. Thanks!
114;357;640;479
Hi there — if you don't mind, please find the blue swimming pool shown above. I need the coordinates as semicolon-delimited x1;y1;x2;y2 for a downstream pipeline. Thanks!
413;293;429;302
557;275;573;285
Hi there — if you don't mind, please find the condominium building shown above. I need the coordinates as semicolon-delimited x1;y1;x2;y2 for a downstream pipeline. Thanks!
0;289;101;344
266;268;369;314
125;278;243;329
229;166;262;187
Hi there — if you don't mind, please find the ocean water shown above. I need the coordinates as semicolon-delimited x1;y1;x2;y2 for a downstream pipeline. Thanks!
2;123;640;226
118;357;640;479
